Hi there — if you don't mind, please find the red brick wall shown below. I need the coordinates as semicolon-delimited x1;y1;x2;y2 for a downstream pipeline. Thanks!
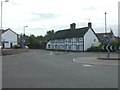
2;49;29;55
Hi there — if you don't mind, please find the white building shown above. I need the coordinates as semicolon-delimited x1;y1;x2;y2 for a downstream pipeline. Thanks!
46;22;99;51
1;28;18;48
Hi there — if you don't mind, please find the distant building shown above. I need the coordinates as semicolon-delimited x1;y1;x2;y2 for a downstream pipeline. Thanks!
46;22;99;51
1;28;18;48
96;30;115;43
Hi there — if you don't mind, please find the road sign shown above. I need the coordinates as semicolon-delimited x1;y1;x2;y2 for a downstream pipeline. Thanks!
102;45;110;59
102;45;115;52
106;45;110;51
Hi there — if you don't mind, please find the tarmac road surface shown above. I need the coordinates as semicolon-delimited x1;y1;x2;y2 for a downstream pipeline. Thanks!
2;50;118;88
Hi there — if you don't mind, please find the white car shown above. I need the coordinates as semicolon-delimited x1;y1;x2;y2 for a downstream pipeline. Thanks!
25;46;29;49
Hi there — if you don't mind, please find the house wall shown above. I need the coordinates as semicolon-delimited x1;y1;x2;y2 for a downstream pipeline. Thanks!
46;29;99;51
2;30;18;48
46;41;51;49
46;37;84;51
84;28;99;51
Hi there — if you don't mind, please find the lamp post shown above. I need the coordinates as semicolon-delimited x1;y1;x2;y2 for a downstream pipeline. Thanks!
22;26;28;48
104;12;110;59
105;12;107;34
0;1;9;89
0;0;9;48
23;26;28;36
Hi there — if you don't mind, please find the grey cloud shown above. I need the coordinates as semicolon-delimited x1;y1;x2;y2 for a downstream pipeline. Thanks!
30;13;61;21
82;7;97;11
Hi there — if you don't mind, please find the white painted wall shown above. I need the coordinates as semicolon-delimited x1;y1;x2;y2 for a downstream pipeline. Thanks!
46;41;51;49
2;30;18;48
46;29;99;51
46;37;84;51
84;28;99;51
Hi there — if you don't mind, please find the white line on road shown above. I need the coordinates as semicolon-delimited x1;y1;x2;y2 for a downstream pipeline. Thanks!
83;64;93;67
50;52;53;55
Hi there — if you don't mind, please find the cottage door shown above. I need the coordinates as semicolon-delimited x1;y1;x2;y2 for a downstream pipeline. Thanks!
10;43;13;48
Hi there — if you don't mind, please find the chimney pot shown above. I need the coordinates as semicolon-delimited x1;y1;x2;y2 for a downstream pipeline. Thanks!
88;22;92;28
70;23;76;30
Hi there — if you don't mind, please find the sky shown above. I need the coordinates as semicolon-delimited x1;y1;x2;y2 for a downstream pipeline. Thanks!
1;0;119;36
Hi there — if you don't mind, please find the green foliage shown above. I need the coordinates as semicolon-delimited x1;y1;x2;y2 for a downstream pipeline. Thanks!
20;30;55;49
13;45;22;49
44;30;55;41
87;46;103;52
91;38;120;52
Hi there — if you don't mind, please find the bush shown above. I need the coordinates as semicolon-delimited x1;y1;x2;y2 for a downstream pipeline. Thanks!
13;45;22;49
87;46;103;52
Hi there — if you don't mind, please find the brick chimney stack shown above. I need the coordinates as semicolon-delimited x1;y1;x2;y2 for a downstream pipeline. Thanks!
88;22;92;28
70;23;76;30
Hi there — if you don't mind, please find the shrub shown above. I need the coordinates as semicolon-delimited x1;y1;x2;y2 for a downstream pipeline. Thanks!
13;45;22;49
87;46;103;52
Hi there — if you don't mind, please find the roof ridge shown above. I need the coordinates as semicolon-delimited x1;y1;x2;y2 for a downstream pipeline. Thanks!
51;26;90;39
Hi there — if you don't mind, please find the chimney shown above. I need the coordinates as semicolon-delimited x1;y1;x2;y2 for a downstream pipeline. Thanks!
70;23;76;30
88;22;92;28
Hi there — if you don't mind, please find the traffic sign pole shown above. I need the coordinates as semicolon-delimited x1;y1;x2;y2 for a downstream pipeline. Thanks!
107;49;110;59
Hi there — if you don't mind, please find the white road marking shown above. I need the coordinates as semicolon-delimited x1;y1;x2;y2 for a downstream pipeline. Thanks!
73;59;75;62
73;59;78;62
50;52;53;55
83;64;93;67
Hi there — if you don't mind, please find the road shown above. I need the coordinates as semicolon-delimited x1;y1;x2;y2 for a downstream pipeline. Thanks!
2;50;118;88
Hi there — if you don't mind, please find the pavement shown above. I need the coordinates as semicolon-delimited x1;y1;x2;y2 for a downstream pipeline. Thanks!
73;57;118;65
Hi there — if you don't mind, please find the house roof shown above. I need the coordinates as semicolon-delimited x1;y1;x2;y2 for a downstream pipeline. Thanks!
96;31;114;41
2;28;18;35
50;27;90;40
2;30;7;33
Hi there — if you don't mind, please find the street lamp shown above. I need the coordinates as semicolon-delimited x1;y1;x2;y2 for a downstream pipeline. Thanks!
22;26;28;48
1;0;9;31
0;0;9;47
23;26;28;36
0;1;9;89
104;12;107;38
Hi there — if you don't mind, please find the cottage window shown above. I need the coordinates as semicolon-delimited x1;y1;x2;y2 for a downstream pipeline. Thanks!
76;38;79;42
51;40;54;44
58;40;60;43
94;39;96;42
55;40;57;43
48;44;50;49
76;45;79;51
62;40;63;42
69;38;72;43
79;37;83;41
69;46;71;50
65;39;68;43
80;42;83;46
74;38;76;43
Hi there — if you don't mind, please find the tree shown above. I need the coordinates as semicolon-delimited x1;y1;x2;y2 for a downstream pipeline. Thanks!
44;30;55;41
18;30;55;49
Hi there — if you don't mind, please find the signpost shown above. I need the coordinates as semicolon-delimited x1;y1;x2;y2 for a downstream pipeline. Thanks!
102;45;117;59
102;45;115;52
103;33;112;59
